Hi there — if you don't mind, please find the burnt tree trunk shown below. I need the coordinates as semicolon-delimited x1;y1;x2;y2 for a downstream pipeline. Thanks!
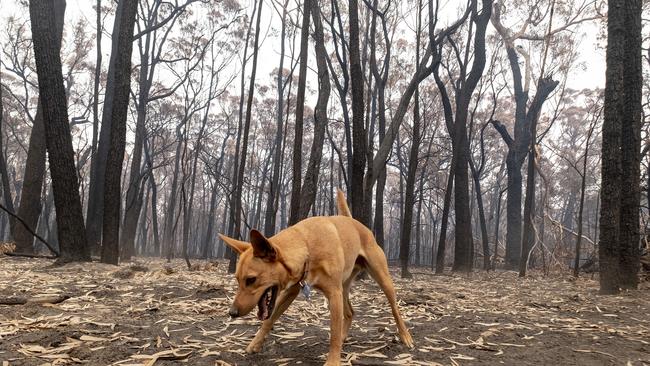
0;64;16;240
228;0;264;273
224;0;257;265
298;3;330;219
435;163;454;273
29;0;90;262
86;0;102;255
14;105;46;253
263;0;289;236
349;0;367;224
519;132;537;276
367;0;391;248
574;121;596;277
399;90;421;278
288;0;311;226
518;78;558;276
599;0;642;294
101;0;139;265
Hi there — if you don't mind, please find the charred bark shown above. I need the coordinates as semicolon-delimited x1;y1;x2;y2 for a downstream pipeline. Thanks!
29;0;89;262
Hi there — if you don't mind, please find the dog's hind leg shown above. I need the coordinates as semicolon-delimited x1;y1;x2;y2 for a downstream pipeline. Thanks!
246;284;301;354
363;245;414;348
341;266;362;341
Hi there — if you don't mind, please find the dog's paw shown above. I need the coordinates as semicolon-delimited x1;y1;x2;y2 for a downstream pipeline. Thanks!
245;342;262;354
401;332;415;348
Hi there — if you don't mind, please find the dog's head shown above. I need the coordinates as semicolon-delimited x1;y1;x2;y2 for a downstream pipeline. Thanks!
219;230;290;321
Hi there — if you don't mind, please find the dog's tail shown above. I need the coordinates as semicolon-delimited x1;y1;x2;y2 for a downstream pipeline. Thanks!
336;189;352;217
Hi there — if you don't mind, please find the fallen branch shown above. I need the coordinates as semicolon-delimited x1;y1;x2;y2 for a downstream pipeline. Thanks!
5;252;57;259
0;202;59;256
0;294;70;305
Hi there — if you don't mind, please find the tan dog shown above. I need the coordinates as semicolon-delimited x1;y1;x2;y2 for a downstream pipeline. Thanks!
219;190;413;365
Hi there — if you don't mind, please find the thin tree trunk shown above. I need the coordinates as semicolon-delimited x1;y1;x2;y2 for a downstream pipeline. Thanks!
228;0;264;273
470;162;490;270
288;0;311;226
399;88;421;279
519;137;536;276
573;122;595;277
163;124;185;261
435;164;454;273
493;187;504;268
86;0;102;255
120;48;152;261
13;106;46;253
298;3;330;220
0;63;16;239
349;0;367;224
263;0;289;236
225;0;257;265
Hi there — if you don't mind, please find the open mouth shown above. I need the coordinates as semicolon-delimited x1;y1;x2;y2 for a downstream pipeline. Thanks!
257;285;278;321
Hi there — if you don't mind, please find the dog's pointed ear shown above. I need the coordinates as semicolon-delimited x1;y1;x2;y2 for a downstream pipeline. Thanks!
250;230;278;261
219;233;250;254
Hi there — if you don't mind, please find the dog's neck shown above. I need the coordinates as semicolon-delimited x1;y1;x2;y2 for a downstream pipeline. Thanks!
279;255;309;285
271;226;311;288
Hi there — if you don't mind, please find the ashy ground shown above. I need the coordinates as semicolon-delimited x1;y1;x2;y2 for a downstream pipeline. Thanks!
0;256;648;366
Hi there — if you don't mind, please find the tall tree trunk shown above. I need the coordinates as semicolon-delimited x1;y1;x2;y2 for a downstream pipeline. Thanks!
399;1;423;276
519;137;536;276
264;0;289;236
491;5;559;270
87;0;139;252
435;164;454;273
13;108;46;253
503;150;522;268
224;0;257;264
493;187;504;268
120;56;152;261
452;111;473;272
86;0;102;255
202;182;219;259
29;0;90;262
163;125;185;261
348;0;367;224
288;0;311;226
101;0;139;265
599;0;642;293
617;1;642;290
367;0;391;249
228;0;264;273
470;158;490;270
450;0;493;272
0;64;16;239
399;89;421;278
574;122;595;277
298;3;330;219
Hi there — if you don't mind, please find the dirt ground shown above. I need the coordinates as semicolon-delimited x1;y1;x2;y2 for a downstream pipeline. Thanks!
0;256;648;366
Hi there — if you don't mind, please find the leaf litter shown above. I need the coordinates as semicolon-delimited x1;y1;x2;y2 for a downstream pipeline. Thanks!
0;257;648;365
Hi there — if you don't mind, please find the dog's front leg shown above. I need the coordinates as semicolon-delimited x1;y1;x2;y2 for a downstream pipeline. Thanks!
324;287;344;366
246;285;301;354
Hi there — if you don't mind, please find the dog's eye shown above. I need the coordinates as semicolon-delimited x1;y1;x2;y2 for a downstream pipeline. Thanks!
245;277;256;287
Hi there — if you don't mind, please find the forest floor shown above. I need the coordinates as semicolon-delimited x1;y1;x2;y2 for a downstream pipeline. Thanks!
0;256;648;366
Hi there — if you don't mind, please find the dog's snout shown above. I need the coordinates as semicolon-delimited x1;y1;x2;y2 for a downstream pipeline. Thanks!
229;306;240;318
